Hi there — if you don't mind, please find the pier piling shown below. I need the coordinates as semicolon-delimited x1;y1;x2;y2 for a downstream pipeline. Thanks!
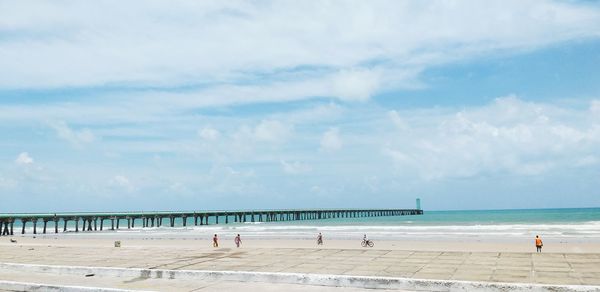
0;208;422;236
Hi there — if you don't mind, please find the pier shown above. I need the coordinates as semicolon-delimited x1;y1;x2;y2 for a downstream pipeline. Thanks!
0;208;422;235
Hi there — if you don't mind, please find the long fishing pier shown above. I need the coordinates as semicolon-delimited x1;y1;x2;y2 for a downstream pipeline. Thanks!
0;209;422;235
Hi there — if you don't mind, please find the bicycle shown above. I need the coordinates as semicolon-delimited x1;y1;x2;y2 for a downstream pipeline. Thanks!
361;239;374;247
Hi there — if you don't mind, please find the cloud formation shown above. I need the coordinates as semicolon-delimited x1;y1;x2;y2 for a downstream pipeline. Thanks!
48;121;96;147
108;175;134;192
0;1;599;211
1;0;599;108
280;160;312;174
320;128;343;151
1;95;598;210
383;96;600;180
198;126;220;141
15;152;34;165
253;120;292;143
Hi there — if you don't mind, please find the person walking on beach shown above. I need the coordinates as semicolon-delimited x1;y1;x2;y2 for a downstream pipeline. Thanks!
535;235;543;252
213;234;219;248
317;232;323;245
234;234;242;248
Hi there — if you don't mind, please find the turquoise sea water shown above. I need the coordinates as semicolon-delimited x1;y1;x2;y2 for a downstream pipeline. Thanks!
15;208;600;240
282;208;600;226
237;208;600;240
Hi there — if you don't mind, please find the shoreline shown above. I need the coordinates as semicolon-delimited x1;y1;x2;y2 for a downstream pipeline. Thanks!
4;235;600;253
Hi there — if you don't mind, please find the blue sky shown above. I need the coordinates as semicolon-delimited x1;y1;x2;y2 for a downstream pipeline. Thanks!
1;0;599;212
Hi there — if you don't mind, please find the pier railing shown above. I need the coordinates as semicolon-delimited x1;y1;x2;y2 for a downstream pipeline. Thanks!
0;208;423;236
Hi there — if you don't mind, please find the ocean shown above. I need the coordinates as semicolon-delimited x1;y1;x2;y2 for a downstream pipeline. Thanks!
26;207;599;242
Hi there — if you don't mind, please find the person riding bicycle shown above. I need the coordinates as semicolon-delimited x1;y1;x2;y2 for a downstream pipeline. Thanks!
361;234;374;247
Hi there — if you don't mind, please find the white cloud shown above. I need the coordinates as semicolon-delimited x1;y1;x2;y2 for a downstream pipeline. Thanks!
48;121;95;147
1;1;599;209
320;128;343;151
1;1;598;100
253;120;292;143
575;155;598;167
1;94;598;208
108;175;134;192
280;160;312;174
591;100;600;114
198;126;220;141
284;102;343;124
388;110;409;131
225;120;293;157
331;68;382;102
0;1;596;131
0;176;17;189
384;96;600;180
15;152;34;165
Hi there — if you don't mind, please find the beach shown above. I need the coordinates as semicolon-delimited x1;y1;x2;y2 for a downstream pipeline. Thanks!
1;234;600;291
2;209;600;290
4;235;600;254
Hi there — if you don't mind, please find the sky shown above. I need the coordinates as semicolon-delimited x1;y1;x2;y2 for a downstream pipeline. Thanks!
1;0;599;212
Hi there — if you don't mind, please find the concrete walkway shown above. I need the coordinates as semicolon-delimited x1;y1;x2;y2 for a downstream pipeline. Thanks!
0;269;411;292
0;244;599;286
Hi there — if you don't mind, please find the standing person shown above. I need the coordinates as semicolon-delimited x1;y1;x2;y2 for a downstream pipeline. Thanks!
317;232;323;245
535;235;543;253
213;234;219;248
234;234;242;248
